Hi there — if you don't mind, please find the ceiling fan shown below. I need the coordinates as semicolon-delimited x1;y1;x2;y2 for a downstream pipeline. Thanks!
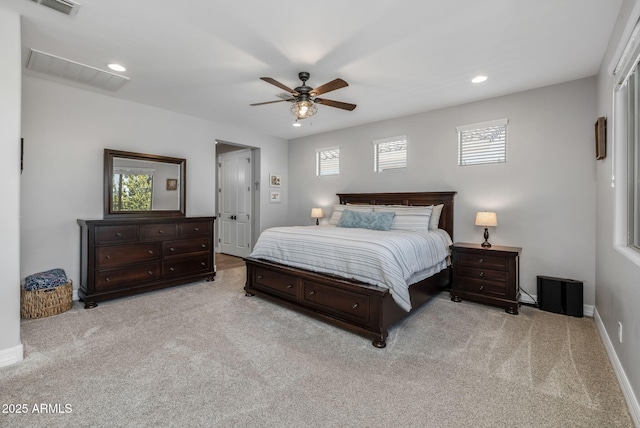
250;72;356;120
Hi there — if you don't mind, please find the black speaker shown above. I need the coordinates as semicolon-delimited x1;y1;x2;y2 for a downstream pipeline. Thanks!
537;275;583;317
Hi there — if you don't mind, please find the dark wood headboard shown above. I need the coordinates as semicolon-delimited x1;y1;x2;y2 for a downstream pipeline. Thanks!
337;191;457;239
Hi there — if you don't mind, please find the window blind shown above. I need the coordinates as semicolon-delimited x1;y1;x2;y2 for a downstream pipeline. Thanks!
456;119;508;166
373;135;407;172
316;147;340;177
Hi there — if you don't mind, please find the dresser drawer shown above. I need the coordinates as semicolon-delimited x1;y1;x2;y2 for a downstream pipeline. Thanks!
180;221;211;237
163;255;211;276
96;225;139;244
456;252;509;270
96;243;160;268
455;278;507;297
163;238;210;256
142;223;178;241
95;263;161;290
252;267;299;298
302;280;371;326
457;266;508;283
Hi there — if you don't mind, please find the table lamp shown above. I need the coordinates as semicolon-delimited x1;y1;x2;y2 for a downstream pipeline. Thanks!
475;211;497;247
311;208;324;225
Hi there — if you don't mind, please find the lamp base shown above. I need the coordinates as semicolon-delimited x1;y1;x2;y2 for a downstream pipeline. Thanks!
316;218;319;225
481;227;492;247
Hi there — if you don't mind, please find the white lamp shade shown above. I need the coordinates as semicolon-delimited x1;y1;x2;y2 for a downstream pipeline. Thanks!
475;211;498;227
311;208;324;218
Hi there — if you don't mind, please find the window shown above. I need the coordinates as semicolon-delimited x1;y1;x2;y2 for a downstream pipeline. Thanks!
373;135;407;172
456;119;508;166
625;61;640;250
614;17;640;252
316;147;339;177
112;167;154;211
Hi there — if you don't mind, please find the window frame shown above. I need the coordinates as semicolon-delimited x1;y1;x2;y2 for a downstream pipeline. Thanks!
456;118;508;167
315;146;340;177
372;135;408;173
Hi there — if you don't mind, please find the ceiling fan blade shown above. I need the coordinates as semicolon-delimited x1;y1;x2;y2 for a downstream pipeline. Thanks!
310;78;348;96
260;77;298;95
250;100;290;106
314;98;357;111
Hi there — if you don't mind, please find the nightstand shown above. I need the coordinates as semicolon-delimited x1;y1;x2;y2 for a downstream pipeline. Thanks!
450;242;522;315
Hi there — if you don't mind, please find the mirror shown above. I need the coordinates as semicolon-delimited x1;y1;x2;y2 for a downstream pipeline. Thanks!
104;149;186;218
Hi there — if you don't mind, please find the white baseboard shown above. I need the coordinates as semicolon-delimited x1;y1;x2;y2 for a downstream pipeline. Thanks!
73;288;79;301
519;293;594;317
0;343;24;368
594;308;640;427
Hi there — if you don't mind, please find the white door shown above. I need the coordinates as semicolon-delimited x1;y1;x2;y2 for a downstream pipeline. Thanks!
218;149;252;258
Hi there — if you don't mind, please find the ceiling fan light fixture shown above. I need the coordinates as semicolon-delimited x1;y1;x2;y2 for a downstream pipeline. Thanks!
291;100;317;119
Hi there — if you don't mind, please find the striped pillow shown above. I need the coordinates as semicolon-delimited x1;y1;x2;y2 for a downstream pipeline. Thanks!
375;205;432;230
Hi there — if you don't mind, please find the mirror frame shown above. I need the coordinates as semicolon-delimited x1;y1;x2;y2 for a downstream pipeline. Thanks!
104;149;187;218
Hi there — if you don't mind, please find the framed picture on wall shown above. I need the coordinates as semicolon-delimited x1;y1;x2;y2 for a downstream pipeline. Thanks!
166;178;178;191
270;191;281;203
269;174;281;187
595;116;606;160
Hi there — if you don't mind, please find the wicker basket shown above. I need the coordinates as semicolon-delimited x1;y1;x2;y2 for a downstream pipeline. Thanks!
20;280;73;319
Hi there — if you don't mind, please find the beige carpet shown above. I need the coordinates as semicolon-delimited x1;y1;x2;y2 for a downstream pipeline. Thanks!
1;267;633;427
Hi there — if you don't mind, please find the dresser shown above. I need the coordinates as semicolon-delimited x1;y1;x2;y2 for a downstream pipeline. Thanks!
450;242;521;314
77;217;215;308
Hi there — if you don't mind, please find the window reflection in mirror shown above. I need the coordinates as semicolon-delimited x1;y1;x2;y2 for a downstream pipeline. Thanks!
112;158;180;211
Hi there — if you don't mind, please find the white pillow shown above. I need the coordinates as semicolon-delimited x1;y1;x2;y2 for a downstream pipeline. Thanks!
374;205;432;230
429;204;444;230
329;204;374;225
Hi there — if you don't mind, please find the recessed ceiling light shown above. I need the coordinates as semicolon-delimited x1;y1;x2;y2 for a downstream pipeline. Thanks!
472;75;488;83
292;122;302;127
107;63;126;72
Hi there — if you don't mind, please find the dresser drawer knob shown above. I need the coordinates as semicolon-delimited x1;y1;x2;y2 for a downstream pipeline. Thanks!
116;232;122;237
309;291;315;296
286;284;293;289
169;247;175;252
479;272;484;277
105;255;111;260
148;250;154;255
352;303;359;309
200;262;206;266
148;271;153;275
479;258;484;263
480;285;484;291
105;277;110;282
201;244;207;248
257;275;263;279
158;230;164;234
169;267;175;272
194;227;200;232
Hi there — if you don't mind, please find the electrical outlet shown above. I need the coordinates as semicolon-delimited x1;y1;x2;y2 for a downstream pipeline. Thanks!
618;322;623;343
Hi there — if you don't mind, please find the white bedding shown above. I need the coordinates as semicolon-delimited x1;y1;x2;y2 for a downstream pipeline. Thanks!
249;225;452;311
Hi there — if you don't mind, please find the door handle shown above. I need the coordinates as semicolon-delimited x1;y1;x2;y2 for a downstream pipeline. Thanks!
229;215;237;220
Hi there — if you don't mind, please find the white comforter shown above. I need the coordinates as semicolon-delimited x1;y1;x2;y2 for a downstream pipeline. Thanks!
249;225;452;311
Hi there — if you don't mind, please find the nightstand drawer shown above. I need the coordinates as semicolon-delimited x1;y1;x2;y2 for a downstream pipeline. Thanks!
456;278;507;297
456;252;509;271
457;266;508;283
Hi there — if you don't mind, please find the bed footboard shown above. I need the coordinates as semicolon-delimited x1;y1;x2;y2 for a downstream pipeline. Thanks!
244;257;448;348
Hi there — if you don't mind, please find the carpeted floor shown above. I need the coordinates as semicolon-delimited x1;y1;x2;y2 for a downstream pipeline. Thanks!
0;267;633;427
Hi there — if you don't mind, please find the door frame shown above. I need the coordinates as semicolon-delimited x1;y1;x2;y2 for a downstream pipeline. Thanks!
214;140;260;257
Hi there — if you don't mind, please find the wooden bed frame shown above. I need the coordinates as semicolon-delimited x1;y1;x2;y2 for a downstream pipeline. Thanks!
244;191;456;348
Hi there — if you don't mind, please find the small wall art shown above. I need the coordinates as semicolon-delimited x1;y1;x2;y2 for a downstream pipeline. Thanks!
166;178;178;190
595;116;606;160
269;173;281;187
270;191;281;203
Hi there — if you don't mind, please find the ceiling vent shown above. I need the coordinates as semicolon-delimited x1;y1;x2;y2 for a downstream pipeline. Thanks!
30;0;81;16
26;49;130;92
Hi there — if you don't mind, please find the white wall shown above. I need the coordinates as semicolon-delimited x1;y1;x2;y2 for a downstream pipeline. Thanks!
20;75;288;296
288;78;597;307
595;0;640;422
0;7;23;366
